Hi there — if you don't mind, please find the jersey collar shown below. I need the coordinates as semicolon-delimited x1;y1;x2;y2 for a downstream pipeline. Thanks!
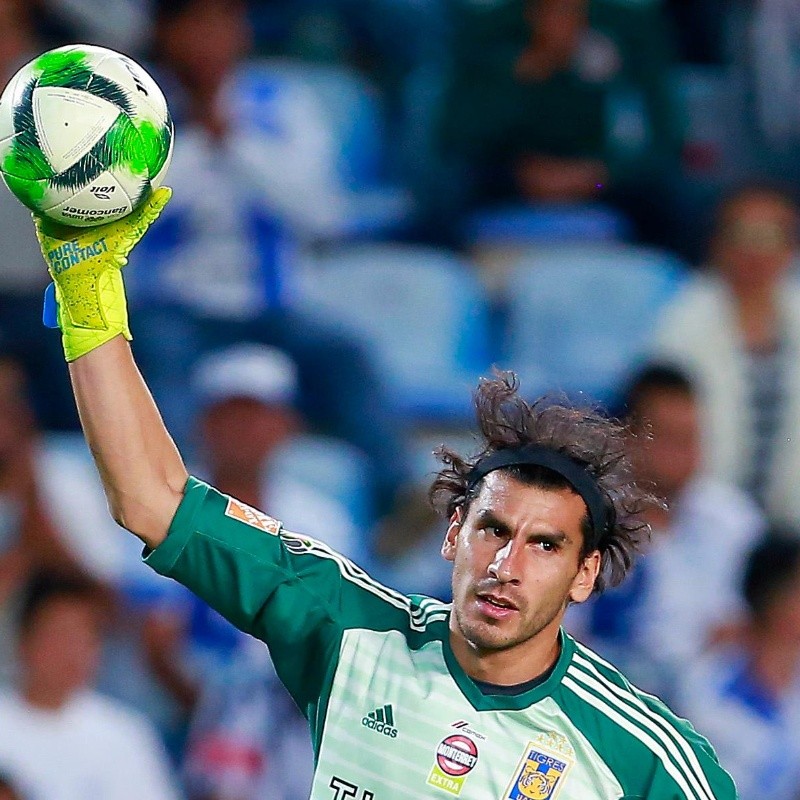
441;626;576;712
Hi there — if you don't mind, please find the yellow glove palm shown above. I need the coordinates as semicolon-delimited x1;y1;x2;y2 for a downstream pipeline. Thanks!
35;187;172;361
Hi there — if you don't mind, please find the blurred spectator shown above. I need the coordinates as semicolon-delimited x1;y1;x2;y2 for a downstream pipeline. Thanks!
126;0;410;509
183;637;312;800
0;351;199;755
568;363;763;696
140;0;406;290
0;352;104;681
676;530;800;800
140;344;362;747
0;0;78;430
0;773;24;800
192;343;358;554
371;481;451;600
664;0;730;65
0;572;182;800
38;0;151;53
0;350;159;590
439;0;686;249
652;182;800;525
258;0;452;191
728;0;800;182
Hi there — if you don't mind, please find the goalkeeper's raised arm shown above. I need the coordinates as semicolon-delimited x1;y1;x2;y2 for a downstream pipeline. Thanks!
35;188;187;549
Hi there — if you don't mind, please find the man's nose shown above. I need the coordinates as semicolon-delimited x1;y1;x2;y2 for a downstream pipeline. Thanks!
488;539;522;584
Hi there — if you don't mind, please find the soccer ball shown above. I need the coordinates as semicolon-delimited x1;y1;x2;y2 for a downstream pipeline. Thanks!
0;44;173;227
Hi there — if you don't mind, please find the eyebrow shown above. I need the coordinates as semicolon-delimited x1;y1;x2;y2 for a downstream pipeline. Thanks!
473;509;512;536
472;508;571;544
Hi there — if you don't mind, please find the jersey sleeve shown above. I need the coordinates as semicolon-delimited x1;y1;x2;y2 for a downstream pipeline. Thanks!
635;692;738;800
143;477;433;719
558;640;739;800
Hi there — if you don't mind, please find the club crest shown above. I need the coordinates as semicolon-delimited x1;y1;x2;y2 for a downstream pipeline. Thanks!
505;742;572;800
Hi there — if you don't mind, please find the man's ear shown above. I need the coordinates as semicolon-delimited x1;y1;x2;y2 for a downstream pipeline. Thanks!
441;508;462;562
568;550;601;604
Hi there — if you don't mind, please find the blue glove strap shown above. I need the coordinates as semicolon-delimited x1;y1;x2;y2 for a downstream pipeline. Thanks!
42;282;59;329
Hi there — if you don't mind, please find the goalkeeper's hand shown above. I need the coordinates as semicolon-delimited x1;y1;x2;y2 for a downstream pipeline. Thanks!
34;186;172;362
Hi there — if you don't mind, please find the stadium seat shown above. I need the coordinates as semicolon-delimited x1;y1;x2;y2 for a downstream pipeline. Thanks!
501;243;688;406
229;59;412;237
297;243;493;422
268;433;375;553
464;202;633;247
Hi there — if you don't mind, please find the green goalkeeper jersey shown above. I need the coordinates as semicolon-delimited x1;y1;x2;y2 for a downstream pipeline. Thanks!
145;478;737;800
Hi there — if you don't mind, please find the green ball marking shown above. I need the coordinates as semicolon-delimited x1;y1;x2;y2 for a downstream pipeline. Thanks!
33;49;93;89
98;114;148;176
2;137;53;182
3;173;45;208
133;119;171;178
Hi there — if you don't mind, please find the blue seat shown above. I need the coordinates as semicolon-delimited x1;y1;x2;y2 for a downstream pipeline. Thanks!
231;59;411;236
268;433;375;547
464;203;632;247
297;243;493;422
502;244;687;405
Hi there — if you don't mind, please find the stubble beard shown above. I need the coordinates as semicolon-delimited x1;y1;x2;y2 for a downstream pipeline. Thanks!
453;591;565;655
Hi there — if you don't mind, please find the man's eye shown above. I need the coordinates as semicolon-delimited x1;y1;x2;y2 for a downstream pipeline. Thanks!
484;526;503;538
536;539;556;552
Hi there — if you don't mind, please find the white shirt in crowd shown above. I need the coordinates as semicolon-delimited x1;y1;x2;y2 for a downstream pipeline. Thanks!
0;689;182;800
568;476;763;696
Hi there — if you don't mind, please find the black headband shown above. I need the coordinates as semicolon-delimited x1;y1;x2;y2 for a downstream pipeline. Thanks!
466;445;609;546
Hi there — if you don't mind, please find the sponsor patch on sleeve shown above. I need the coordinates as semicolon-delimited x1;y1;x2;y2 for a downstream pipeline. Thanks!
224;497;282;535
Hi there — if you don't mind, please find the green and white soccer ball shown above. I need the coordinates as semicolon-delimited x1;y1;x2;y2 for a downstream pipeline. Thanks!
0;44;173;227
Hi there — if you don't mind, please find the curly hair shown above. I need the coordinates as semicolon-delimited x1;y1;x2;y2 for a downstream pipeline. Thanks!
429;372;659;594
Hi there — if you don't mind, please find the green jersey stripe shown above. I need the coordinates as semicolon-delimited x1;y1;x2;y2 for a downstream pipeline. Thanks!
574;642;717;795
281;530;450;629
414;595;452;615
283;530;452;624
281;531;450;623
571;652;716;800
563;674;704;800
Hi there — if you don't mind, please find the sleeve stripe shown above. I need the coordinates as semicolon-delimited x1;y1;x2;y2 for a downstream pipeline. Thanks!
571;650;717;800
280;530;451;630
563;675;703;800
566;664;713;800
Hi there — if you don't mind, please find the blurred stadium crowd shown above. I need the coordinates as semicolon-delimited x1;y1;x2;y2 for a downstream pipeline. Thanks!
1;0;800;797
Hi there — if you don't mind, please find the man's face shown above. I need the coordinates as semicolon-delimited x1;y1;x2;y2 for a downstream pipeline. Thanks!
527;0;588;54
442;472;599;658
629;388;700;500
764;562;800;646
713;192;798;291
0;359;32;469
159;0;251;88
20;596;102;697
200;397;299;477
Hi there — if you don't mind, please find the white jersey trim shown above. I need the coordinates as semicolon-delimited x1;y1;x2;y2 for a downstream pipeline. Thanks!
571;648;716;800
563;675;704;800
281;529;451;630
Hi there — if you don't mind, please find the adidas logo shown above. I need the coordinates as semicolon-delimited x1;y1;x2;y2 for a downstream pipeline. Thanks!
361;704;398;738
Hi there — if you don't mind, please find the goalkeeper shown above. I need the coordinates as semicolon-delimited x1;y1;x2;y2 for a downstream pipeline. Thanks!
35;193;738;800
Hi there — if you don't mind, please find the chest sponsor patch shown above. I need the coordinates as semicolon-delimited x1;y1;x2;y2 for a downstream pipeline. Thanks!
426;733;479;796
505;742;572;800
224;497;281;535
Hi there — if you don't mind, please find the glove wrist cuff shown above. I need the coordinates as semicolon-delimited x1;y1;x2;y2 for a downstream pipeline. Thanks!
53;269;131;361
61;326;131;363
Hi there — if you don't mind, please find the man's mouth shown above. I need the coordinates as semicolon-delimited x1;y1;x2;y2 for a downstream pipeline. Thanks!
476;593;519;618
